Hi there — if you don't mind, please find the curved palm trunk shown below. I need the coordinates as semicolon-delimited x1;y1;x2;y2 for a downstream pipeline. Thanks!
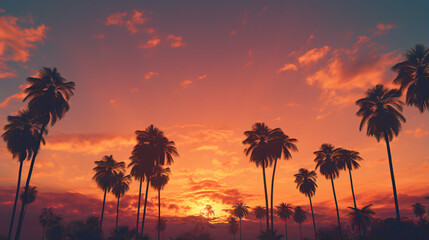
348;169;361;240
100;189;107;228
309;196;317;240
42;224;46;240
330;178;342;240
115;196;120;231
158;188;161;240
141;180;150;235
7;160;23;240
135;178;143;240
384;135;401;223
270;159;278;231
15;124;46;240
284;219;288;240
299;223;303;240
262;165;270;231
239;218;242;240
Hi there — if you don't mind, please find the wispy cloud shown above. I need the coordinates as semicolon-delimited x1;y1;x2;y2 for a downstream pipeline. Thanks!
180;80;193;88
405;128;429;138
138;38;160;49
167;34;186;48
276;63;298;74
298;46;330;65
0;84;28;108
144;71;159;80
105;10;148;34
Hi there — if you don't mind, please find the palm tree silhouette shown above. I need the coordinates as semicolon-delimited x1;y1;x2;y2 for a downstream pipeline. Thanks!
39;207;62;240
92;155;125;229
112;172;131;231
347;204;375;239
314;143;343;240
19;185;38;229
253;206;266;232
2;109;46;240
232;202;250;240
150;166;171;240
155;218;167;240
293;206;307;240
337;149;362;210
227;217;239;240
15;67;75;240
411;203;426;221
392;44;429;113
356;84;405;222
204;205;215;233
294;168;318;240
276;203;293;240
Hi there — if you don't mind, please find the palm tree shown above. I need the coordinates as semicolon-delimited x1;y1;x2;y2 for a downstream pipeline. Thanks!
337;149;362;210
156;218;167;240
150;166;171;240
347;204;375;238
392;44;429;113
411;203;426;221
232;202;250;240
2;109;46;240
15;67;75;240
204;205;215;233
356;84;405;222
314;143;343;239
112;172;131;231
227;217;239;240
253;206;266;232
293;206;307;240
294;168;318;240
19;185;38;227
40;208;62;240
276;203;293;240
92;155;125;228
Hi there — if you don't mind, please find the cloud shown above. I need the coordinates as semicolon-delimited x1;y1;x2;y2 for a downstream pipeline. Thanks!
0;14;48;78
167;34;186;48
405;128;429;138
139;38;160;49
276;63;298;74
375;23;395;35
105;10;148;33
307;34;314;43
92;33;104;39
198;74;207;80
192;145;236;156
180;80;192;88
0;84;28;108
298;46;331;65
144;71;159;80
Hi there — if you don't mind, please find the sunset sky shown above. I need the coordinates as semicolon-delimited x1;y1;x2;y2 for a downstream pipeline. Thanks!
0;1;428;239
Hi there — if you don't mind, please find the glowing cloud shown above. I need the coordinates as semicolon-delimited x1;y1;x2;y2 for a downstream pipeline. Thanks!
144;71;159;80
180;79;192;88
276;63;298;74
167;34;186;48
105;10;148;33
298;46;330;65
139;38;160;49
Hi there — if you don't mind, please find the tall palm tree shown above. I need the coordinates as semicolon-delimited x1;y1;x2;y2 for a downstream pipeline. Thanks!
337;150;362;210
40;208;62;240
294;168;318;240
204;205;215;233
411;203;426;221
253;206;266;232
112;172;131;231
15;67;75;240
276;203;293;240
347;204;375;239
243;123;277;231
314;143;343;239
155;218;167;240
232;202;250;240
293;206;307;240
227;217;239;240
392;44;429;113
150;166;171;240
19;185;38;228
2;109;46;240
92;155;125;229
356;84;405;222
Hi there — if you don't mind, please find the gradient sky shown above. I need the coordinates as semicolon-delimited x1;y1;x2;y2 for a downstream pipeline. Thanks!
1;1;428;239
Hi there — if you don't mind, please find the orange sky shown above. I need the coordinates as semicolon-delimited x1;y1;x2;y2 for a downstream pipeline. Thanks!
0;1;428;239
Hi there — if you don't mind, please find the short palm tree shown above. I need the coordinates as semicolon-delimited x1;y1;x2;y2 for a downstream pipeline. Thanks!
253;206;266;232
347;204;375;238
356;84;405;222
227;217;239;240
92;155;125;228
15;67;75;240
40;208;62;240
411;203;426;220
112;172;131;231
232;202;250;240
150;166;171;240
2;109;46;240
20;185;38;227
337;150;362;210
294;168;318;240
314;143;343;239
392;44;429;113
155;218;167;240
276;203;293;240
293;206;307;240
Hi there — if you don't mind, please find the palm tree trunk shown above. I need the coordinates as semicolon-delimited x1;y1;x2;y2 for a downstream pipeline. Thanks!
15;124;46;240
284;219;288;240
262;165;270;231
100;189;107;229
309;196;317;240
299;223;303;240
259;218;262;232
239;218;242;240
348;169;361;240
384;135;401;223
158;188;161;240
7;160;23;240
42;224;46;240
135;177;143;240
270;158;278;231
141;179;150;235
115;196;120;231
330;177;343;240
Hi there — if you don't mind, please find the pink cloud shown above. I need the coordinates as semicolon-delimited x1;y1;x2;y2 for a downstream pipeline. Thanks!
92;33;104;39
139;38;160;49
405;128;429;138
276;63;298;74
0;84;29;108
198;74;207;80
167;34;186;48
144;71;159;80
180;80;192;88
105;10;148;34
298;46;331;65
307;34;314;43
375;23;395;35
